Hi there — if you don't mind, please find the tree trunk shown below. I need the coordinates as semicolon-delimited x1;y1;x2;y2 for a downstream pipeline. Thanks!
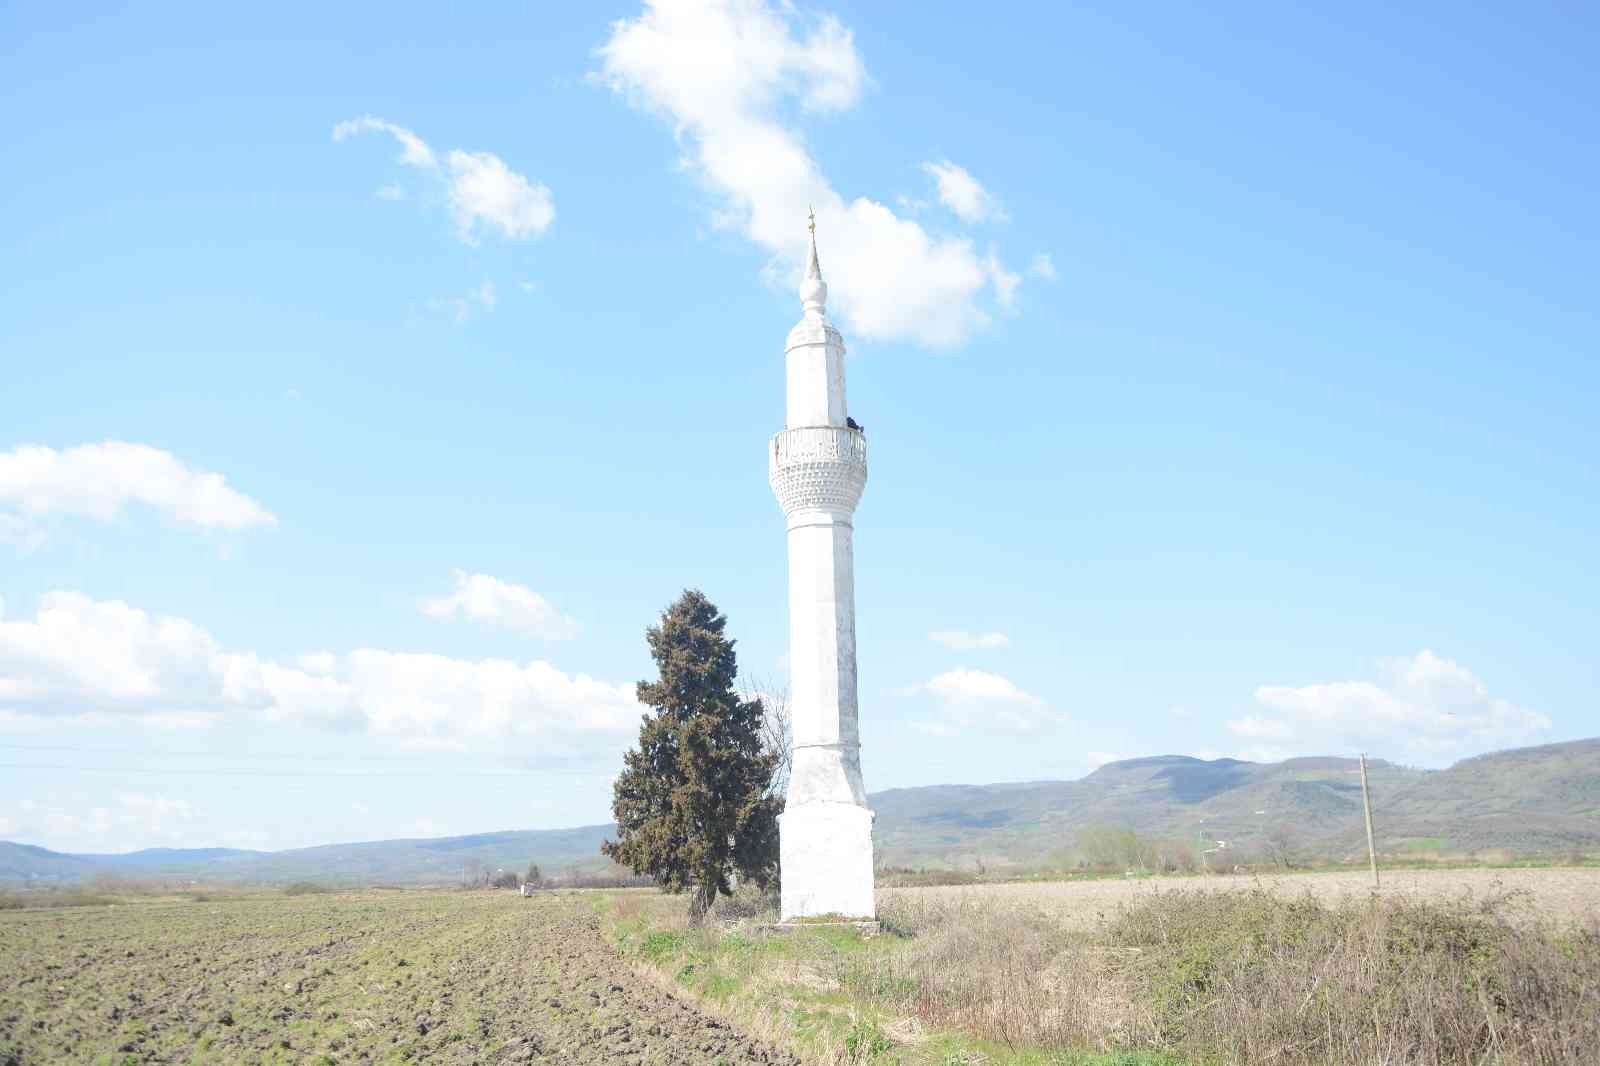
687;880;717;927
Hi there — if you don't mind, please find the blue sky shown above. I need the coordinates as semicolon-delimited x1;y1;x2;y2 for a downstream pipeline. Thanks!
2;1;1595;853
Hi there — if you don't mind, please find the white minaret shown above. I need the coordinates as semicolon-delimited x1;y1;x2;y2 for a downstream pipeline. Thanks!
768;216;874;921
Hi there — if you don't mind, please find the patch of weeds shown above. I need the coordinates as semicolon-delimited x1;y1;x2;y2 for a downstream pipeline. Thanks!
845;968;918;1002
844;1018;894;1059
937;1051;987;1066
700;972;739;1001
640;929;687;963
805;925;875;954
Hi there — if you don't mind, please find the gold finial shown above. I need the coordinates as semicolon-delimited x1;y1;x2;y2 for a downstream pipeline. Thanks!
808;206;816;235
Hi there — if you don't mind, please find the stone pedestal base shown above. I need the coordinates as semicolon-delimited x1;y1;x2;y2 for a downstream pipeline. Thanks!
779;802;874;921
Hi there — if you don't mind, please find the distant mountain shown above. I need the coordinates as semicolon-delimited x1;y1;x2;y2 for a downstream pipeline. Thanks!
1;826;616;886
0;842;98;882
870;753;1427;868
3;739;1595;884
68;847;262;867
873;739;1599;868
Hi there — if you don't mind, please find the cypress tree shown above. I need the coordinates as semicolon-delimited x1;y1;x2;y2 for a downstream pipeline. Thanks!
602;589;781;924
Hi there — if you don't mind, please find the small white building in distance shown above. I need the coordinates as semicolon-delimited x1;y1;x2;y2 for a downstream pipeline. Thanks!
767;217;874;922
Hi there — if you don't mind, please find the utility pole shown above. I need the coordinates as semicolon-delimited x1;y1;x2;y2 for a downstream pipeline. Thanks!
1359;753;1380;889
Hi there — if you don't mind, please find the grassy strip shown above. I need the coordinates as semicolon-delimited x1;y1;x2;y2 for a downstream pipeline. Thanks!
604;880;1600;1066
598;891;1188;1066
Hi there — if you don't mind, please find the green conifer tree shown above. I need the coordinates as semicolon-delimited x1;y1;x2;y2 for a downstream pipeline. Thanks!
602;590;781;924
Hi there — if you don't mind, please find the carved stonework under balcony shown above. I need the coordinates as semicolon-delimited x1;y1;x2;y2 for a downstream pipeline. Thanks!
769;425;867;516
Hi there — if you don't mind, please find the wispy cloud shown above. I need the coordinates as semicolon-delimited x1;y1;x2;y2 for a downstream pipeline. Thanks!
423;280;498;324
0;793;195;853
420;570;578;639
597;0;1023;347
929;629;1010;650
922;160;1004;223
334;116;554;243
1233;650;1551;763
913;668;1062;734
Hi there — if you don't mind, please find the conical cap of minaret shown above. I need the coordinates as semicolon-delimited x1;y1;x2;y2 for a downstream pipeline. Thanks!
800;231;827;315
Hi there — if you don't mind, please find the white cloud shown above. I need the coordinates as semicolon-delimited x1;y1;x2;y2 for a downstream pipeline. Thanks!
1168;704;1192;720
922;160;1003;223
0;591;232;722
424;280;499;324
910;720;959;738
0;513;45;553
1029;253;1058;281
597;0;1020;347
925;668;1040;705
1226;715;1293;740
985;247;1021;310
421;570;578;639
1232;650;1551;764
916;667;1061;733
0;793;194;853
445;150;555;243
0;442;275;546
1084;750;1125;768
0;591;636;753
928;629;1010;650
334;117;554;242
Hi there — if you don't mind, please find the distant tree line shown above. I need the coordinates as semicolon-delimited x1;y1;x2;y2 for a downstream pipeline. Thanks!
456;857;655;890
1076;823;1302;873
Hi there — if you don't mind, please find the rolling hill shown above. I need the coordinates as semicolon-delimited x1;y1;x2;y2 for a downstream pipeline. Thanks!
3;738;1596;884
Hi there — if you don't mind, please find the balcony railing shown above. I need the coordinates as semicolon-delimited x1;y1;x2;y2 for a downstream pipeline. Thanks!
769;425;868;515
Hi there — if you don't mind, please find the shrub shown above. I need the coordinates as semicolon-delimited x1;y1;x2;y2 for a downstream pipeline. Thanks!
863;885;1600;1064
712;883;778;922
1108;888;1600;1064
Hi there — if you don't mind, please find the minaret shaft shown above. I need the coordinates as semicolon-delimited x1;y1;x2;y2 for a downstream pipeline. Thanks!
769;231;874;921
785;342;847;428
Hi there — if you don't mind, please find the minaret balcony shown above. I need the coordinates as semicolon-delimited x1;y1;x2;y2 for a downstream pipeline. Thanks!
769;425;867;516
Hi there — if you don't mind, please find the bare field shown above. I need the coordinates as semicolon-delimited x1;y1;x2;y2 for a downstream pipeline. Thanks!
0;889;795;1065
883;866;1600;928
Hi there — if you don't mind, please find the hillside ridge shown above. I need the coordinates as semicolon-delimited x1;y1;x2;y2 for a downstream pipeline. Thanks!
4;737;1595;883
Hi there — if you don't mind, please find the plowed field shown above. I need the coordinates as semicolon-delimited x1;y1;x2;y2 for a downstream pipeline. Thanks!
0;890;795;1065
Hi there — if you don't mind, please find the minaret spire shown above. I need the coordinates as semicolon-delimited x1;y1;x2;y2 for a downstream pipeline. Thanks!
801;207;828;316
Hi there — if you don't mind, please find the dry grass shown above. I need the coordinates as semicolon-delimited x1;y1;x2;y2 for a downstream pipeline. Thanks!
867;877;1600;1065
884;867;1600;930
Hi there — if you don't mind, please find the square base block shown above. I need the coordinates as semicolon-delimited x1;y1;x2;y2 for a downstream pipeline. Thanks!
779;802;875;921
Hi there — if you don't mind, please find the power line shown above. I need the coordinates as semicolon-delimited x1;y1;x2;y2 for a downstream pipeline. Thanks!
0;762;609;778
0;742;602;764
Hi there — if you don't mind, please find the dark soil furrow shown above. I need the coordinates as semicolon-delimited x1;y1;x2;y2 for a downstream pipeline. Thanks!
0;890;797;1065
